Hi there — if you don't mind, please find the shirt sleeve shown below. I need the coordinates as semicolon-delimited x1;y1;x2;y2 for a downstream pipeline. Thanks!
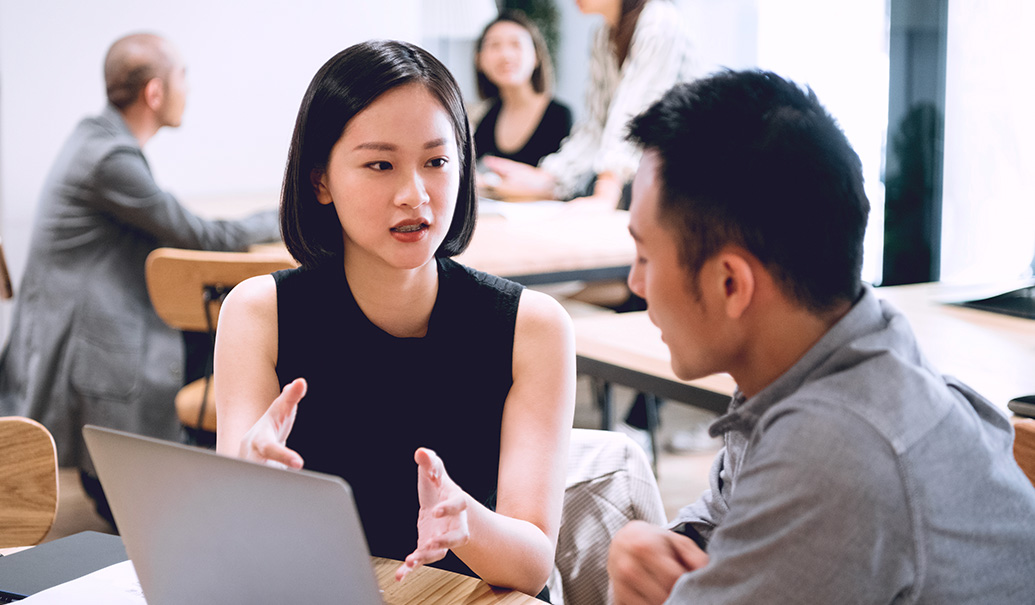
88;146;280;250
538;27;611;198
666;405;915;604
593;4;694;184
667;447;730;543
540;1;694;198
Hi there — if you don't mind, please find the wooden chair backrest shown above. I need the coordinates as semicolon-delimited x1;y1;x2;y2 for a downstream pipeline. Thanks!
145;248;296;333
0;417;58;547
0;237;13;300
1014;419;1035;487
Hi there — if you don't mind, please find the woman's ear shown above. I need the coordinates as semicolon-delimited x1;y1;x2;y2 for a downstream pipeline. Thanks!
311;169;332;205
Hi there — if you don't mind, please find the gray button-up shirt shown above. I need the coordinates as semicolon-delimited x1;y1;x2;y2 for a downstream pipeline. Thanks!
669;286;1035;604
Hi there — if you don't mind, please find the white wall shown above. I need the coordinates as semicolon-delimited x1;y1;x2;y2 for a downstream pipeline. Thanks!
940;0;1035;285
0;0;421;338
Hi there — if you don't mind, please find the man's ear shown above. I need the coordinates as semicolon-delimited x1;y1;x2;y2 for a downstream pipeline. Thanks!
142;77;164;112
311;169;333;205
714;249;755;320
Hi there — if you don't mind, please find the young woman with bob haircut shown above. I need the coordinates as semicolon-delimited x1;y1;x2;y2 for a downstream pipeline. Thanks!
213;40;574;600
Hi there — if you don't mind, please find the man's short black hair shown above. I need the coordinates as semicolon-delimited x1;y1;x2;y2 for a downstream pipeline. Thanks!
626;70;870;312
281;40;477;269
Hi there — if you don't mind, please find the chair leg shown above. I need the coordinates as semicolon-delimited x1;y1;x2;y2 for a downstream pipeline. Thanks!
592;378;615;431
644;393;661;476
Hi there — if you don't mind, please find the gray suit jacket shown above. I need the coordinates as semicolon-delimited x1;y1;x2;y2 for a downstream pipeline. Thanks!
0;104;280;469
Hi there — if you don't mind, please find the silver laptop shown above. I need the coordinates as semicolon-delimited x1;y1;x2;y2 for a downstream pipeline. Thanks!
82;425;384;604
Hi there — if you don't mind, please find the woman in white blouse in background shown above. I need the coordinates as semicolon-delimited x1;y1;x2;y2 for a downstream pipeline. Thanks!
481;0;695;208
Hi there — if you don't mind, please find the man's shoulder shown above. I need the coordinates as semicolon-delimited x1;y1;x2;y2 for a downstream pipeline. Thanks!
53;112;141;176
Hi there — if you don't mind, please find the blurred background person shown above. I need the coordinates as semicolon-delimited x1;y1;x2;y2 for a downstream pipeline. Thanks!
474;10;573;190
0;32;280;526
483;0;695;208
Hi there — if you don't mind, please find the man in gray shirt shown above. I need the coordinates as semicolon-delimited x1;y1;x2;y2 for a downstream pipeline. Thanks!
0;33;279;522
607;71;1035;603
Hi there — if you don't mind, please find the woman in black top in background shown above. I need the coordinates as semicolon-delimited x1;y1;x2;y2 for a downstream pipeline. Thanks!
473;12;572;183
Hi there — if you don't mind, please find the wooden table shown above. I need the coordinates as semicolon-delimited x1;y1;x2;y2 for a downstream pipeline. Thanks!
456;205;635;285
574;283;1035;427
373;557;541;604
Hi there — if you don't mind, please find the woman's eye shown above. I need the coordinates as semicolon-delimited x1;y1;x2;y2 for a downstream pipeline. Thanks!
427;157;449;168
368;161;392;171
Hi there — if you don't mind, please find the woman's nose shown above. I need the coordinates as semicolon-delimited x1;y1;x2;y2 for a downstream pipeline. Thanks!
396;171;430;208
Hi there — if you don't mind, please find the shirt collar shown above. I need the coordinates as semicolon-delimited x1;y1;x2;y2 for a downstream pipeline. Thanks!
99;103;137;144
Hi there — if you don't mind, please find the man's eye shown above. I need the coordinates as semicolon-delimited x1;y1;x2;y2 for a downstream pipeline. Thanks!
427;157;449;168
368;161;392;171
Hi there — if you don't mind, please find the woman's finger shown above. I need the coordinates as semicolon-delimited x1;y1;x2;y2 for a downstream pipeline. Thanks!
433;493;467;517
256;441;304;469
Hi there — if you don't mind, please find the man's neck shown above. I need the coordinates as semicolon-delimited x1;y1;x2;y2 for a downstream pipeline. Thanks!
118;104;161;147
731;296;853;399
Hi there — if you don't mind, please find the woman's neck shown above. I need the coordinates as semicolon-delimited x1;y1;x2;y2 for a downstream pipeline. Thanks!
343;255;440;338
497;81;543;108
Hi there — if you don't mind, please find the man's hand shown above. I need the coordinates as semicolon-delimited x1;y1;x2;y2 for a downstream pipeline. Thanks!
395;448;470;581
608;520;709;605
237;378;306;469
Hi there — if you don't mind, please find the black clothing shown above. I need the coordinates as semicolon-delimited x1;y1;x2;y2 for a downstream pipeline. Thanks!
274;258;523;579
474;99;573;167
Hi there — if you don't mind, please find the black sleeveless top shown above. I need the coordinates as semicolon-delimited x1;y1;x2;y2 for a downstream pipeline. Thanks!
273;257;523;578
474;98;573;166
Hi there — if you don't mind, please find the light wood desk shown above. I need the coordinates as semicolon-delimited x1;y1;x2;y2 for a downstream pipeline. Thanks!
574;282;1035;422
372;557;541;604
456;206;635;285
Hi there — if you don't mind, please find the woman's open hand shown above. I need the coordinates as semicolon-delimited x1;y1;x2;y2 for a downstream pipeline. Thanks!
395;447;470;581
237;378;307;469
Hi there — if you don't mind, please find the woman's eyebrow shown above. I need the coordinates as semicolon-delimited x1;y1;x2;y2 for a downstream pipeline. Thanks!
353;142;396;152
351;138;448;152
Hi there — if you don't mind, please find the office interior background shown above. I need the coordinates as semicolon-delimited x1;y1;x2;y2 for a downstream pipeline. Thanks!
1;0;1032;344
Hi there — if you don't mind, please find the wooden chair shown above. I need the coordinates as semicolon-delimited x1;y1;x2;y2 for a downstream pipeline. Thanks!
145;248;295;442
0;417;58;547
0;236;14;299
1014;419;1035;486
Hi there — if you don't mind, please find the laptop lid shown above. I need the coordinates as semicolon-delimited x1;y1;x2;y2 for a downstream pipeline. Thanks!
82;425;383;605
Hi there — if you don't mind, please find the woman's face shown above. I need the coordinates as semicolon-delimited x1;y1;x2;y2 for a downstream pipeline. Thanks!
478;20;539;91
315;83;460;272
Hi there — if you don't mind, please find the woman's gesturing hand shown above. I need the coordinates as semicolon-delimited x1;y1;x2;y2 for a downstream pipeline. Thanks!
238;378;307;469
395;447;470;581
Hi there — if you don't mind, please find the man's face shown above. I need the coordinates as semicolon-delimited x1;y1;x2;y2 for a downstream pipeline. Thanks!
157;46;188;128
627;151;726;381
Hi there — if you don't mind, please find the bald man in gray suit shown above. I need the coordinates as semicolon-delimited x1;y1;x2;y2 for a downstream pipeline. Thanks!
0;33;279;523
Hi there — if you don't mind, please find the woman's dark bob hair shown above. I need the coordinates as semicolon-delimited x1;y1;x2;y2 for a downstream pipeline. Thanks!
280;39;478;268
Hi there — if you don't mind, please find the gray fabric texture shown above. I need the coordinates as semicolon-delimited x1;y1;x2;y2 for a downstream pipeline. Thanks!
0;105;279;470
668;285;1035;604
552;428;666;605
